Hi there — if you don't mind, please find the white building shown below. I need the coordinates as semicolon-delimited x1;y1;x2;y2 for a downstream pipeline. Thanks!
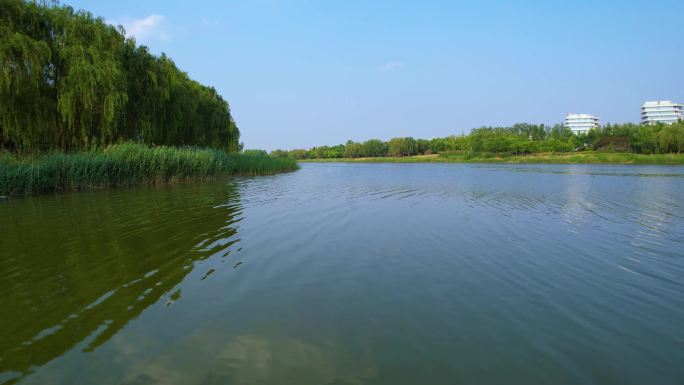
641;101;683;125
565;113;600;135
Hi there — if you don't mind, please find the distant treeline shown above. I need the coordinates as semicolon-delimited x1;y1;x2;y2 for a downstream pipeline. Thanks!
272;122;684;159
1;0;240;152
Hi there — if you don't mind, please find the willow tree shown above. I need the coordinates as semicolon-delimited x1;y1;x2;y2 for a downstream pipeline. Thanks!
658;123;684;154
0;0;240;152
0;0;54;151
55;9;128;149
119;41;167;144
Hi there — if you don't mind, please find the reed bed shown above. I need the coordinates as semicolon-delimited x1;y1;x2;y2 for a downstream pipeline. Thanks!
0;143;298;197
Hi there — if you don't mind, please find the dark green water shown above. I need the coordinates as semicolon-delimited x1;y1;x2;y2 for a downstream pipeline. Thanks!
1;163;683;385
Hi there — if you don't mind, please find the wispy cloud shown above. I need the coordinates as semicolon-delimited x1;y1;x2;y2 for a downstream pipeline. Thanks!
380;61;405;72
110;15;170;44
200;17;222;27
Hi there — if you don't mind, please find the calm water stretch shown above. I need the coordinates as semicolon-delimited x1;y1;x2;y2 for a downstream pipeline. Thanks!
1;163;683;385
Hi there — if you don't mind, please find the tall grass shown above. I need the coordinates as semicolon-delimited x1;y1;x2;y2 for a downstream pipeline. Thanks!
0;142;298;197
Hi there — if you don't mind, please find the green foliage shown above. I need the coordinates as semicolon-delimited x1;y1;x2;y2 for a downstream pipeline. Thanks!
0;142;298;196
587;122;684;154
361;139;389;157
0;0;240;152
388;137;417;156
270;149;290;158
343;140;363;158
656;124;684;153
436;151;684;165
288;149;309;159
278;122;684;159
300;152;684;165
243;149;268;156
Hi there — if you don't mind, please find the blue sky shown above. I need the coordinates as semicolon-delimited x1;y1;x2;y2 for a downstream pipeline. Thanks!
69;0;684;150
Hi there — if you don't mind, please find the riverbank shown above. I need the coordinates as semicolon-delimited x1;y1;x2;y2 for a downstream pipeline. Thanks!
299;152;684;165
0;143;298;197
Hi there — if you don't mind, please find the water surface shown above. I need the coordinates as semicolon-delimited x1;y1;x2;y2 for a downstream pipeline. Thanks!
1;163;683;385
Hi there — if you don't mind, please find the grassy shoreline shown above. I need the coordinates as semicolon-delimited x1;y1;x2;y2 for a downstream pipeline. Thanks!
299;152;684;165
0;143;298;197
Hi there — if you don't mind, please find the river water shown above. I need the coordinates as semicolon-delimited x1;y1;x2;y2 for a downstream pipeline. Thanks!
1;163;683;385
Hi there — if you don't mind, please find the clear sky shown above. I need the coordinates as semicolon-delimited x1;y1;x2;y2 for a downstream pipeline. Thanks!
67;0;684;150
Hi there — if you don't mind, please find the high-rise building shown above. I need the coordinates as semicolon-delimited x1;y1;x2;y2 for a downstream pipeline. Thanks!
641;101;683;125
565;113;600;135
